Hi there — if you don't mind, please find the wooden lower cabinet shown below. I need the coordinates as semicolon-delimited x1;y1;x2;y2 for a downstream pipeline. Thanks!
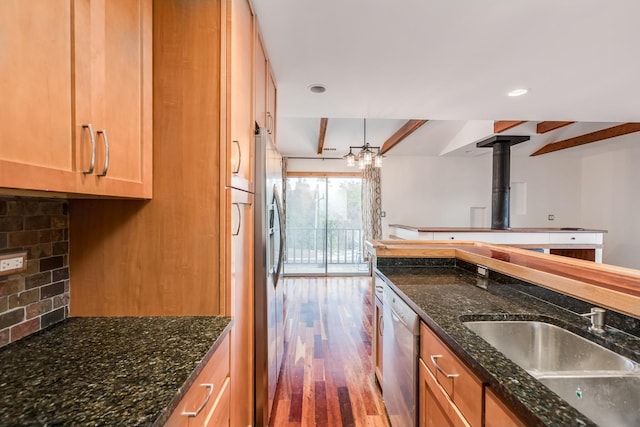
419;322;482;427
485;388;525;427
419;359;470;427
166;333;231;426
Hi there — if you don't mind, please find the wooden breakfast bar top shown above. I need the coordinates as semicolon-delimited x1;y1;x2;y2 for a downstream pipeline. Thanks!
366;240;640;318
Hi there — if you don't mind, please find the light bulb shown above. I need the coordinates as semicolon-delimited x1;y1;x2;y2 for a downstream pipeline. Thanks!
363;150;373;165
346;153;355;167
358;156;366;170
374;155;383;168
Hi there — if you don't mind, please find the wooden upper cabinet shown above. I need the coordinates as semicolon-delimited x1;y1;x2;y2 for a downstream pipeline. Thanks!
74;0;152;198
254;28;277;140
228;0;254;192
0;0;76;193
254;31;268;131
0;0;152;198
266;64;277;139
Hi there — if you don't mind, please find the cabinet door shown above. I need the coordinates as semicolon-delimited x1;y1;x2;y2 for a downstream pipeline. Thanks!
0;0;77;193
74;0;152;198
228;0;254;192
266;65;277;139
254;32;268;130
229;188;254;427
485;388;525;427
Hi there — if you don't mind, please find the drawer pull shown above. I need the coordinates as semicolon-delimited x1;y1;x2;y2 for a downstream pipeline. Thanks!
430;354;459;379
182;383;215;417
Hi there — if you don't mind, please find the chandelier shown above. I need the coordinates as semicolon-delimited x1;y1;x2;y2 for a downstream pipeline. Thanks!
344;118;383;169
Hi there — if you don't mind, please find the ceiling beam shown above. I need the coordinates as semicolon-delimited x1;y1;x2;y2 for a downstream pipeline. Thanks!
531;123;640;156
316;117;328;155
494;121;526;133
380;119;428;154
536;121;574;134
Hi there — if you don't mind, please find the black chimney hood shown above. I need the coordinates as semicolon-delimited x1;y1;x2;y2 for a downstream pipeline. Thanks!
476;135;530;230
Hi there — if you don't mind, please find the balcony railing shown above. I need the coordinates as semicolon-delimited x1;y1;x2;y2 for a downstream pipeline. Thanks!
285;227;365;265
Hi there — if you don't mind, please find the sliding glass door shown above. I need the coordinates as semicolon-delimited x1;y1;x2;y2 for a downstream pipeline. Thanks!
284;176;368;276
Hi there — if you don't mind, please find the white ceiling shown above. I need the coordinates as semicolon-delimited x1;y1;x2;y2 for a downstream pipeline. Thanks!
251;0;640;159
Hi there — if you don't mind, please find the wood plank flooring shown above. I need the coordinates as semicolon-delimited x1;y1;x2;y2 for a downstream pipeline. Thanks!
270;277;390;427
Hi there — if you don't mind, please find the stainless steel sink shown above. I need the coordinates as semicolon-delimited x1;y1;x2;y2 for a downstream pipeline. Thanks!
538;375;640;427
463;320;638;375
463;320;640;426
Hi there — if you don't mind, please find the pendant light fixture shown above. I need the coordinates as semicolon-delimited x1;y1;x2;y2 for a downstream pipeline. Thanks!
343;118;383;168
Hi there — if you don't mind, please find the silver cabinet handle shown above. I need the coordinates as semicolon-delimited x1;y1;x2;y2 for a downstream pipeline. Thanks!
267;112;274;134
96;130;109;177
232;203;241;236
379;314;384;335
231;140;241;174
429;355;459;379
182;383;215;417
81;124;96;174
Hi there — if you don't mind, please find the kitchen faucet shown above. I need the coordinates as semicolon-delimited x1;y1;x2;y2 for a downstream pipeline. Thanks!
580;307;606;333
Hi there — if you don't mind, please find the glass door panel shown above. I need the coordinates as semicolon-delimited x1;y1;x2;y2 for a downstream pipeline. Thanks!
284;177;327;275
284;176;368;276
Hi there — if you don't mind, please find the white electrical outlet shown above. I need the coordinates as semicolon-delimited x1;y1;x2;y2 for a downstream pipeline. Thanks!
477;265;488;277
0;253;27;273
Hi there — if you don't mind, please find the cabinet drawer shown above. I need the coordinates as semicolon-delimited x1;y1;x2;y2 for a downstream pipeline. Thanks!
420;323;482;427
548;233;598;244
420;358;470;427
166;334;230;426
374;274;385;301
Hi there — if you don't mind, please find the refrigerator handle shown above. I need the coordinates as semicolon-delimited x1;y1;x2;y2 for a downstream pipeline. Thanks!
273;188;285;286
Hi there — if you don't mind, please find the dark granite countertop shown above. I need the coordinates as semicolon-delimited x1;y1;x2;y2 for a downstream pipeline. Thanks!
376;260;640;427
0;316;232;426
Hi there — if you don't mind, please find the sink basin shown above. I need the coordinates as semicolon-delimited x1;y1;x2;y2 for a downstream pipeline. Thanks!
464;320;640;426
538;375;640;427
463;320;638;375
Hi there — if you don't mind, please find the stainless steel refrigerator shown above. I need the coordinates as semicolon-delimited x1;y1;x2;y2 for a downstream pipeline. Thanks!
254;128;285;426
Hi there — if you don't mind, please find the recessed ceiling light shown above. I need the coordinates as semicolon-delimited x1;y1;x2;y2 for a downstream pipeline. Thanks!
507;88;528;97
309;84;327;94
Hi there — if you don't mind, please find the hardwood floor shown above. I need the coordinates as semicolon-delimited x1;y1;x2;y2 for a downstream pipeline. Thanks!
270;277;390;427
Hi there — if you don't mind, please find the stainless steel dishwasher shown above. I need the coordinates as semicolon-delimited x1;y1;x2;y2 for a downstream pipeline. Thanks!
383;283;420;427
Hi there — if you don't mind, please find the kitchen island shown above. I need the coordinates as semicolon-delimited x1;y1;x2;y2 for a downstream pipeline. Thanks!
388;224;607;262
0;316;232;426
369;240;640;426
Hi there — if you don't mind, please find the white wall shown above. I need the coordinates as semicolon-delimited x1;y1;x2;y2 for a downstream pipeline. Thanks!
380;153;583;235
509;152;583;228
579;134;640;269
380;156;491;230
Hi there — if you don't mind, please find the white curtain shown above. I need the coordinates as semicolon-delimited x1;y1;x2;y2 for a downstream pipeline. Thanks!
362;164;382;249
281;157;288;261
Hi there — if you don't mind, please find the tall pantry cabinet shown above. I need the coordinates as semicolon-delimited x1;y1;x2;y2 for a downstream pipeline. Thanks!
68;0;269;426
227;0;257;426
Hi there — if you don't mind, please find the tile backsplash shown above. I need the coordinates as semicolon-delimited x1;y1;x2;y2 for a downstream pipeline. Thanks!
0;197;69;348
